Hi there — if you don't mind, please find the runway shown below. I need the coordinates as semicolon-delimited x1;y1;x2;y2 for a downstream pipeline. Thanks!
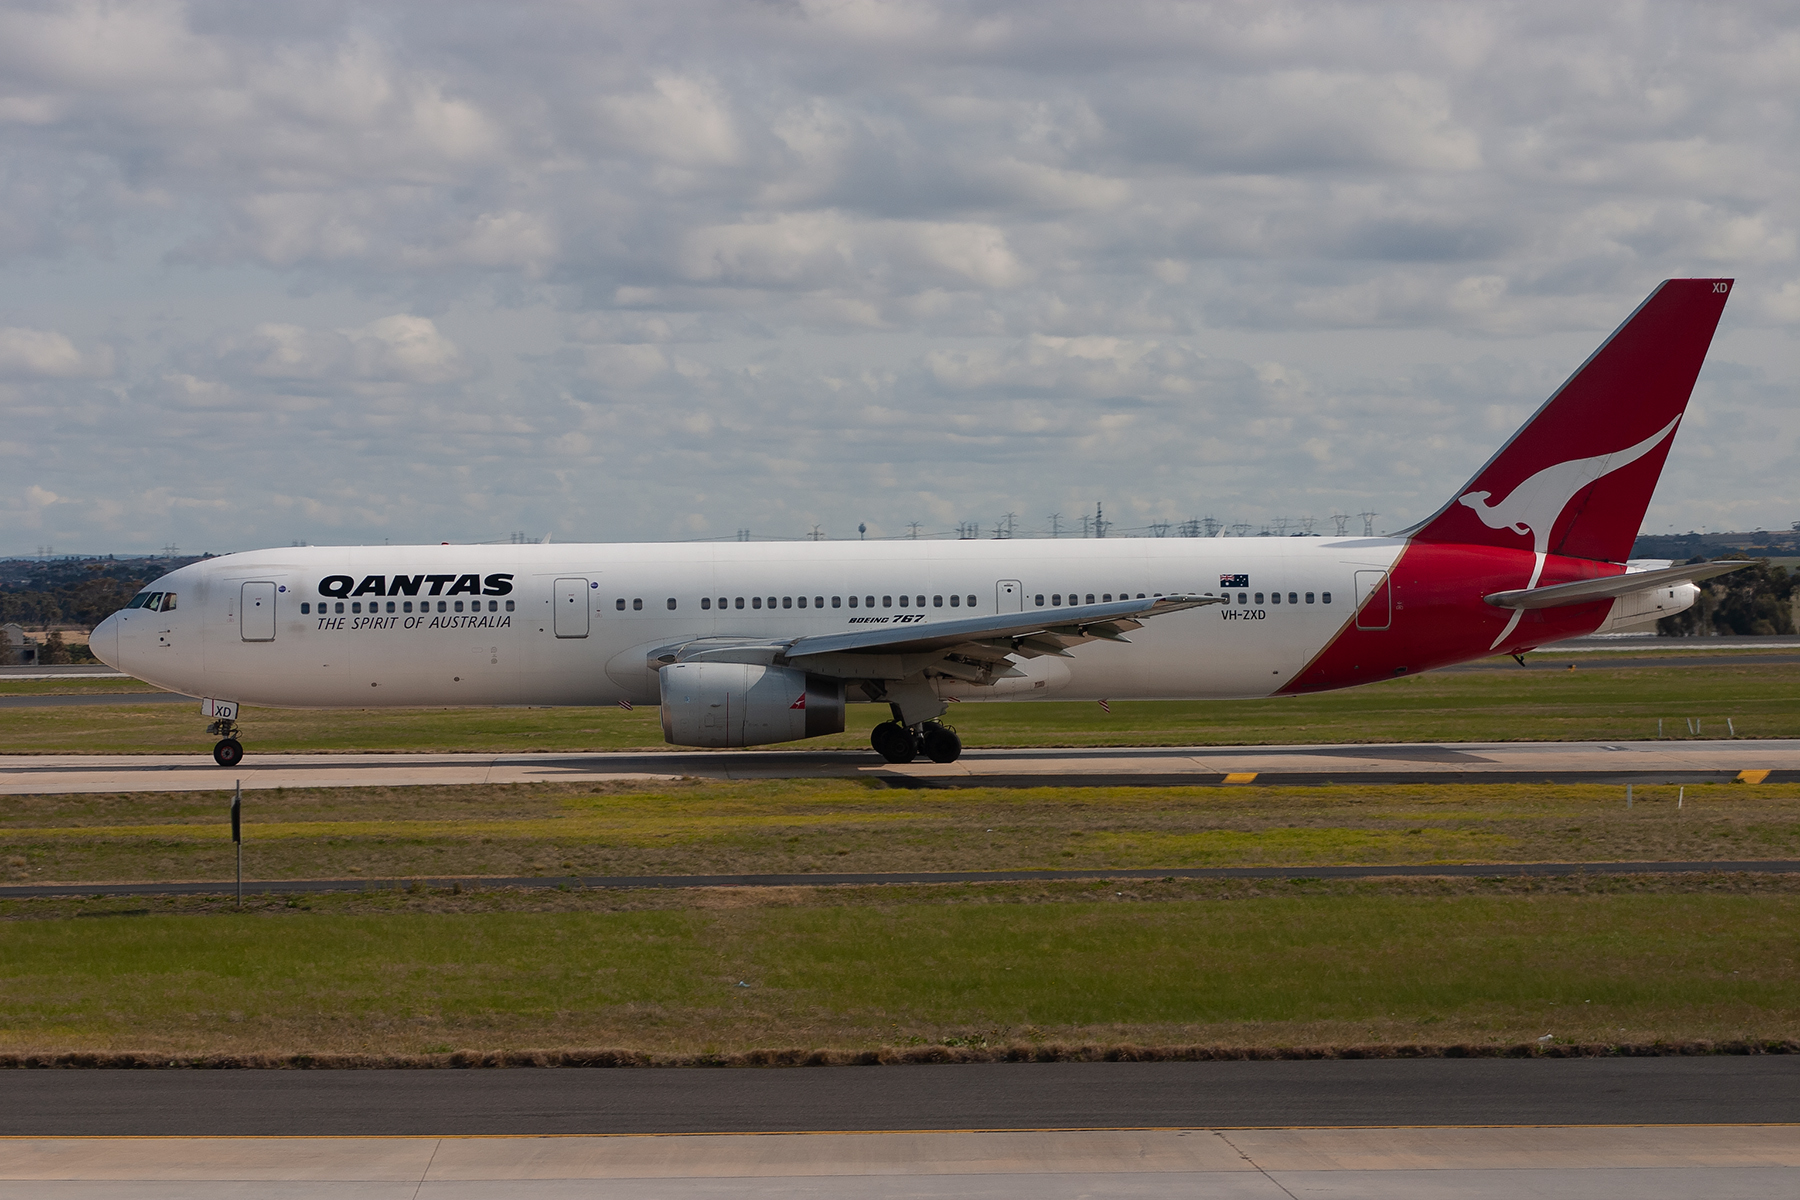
3;1062;1796;1198
3;739;1796;794
4;857;1797;900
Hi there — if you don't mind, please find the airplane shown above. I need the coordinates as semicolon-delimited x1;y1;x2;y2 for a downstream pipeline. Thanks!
91;278;1746;769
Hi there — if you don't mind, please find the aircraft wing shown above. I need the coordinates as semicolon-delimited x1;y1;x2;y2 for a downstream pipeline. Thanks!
663;594;1221;684
1483;558;1754;611
784;593;1215;658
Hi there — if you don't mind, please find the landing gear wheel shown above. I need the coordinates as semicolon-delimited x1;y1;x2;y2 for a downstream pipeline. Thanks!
870;720;918;764
213;738;244;768
919;721;962;764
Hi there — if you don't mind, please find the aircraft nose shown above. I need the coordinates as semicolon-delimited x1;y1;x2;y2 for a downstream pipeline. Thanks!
91;612;121;670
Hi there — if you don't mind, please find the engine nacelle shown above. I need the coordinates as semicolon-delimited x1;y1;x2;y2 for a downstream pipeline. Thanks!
658;662;846;748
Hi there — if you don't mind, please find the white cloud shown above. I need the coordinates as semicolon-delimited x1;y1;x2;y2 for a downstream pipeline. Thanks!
0;0;1796;553
0;328;111;378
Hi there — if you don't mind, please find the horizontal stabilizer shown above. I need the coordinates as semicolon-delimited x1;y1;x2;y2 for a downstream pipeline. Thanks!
1483;559;1754;611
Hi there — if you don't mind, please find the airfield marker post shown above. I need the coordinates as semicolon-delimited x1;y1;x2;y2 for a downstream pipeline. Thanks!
231;782;241;910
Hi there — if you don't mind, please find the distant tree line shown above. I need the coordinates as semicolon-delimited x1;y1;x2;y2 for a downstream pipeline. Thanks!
1657;557;1796;637
0;557;200;631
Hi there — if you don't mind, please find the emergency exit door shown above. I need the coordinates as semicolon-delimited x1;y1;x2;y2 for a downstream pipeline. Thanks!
996;580;1023;612
554;578;590;638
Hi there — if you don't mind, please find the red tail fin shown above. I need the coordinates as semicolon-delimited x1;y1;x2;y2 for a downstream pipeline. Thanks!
1410;279;1732;564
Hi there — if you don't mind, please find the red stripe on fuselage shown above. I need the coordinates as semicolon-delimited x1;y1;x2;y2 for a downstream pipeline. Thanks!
1277;541;1621;695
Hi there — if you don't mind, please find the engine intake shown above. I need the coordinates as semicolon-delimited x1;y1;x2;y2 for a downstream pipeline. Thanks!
658;662;845;748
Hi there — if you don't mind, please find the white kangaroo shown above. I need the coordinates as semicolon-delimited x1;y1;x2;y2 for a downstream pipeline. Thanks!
1458;414;1681;646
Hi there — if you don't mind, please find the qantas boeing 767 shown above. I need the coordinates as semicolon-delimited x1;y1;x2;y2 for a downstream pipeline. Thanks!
92;279;1746;768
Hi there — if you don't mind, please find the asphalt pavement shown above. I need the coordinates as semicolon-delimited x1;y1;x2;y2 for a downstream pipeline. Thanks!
3;1058;1797;1136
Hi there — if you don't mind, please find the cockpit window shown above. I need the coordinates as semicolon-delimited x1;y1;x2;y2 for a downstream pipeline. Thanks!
160;593;176;611
124;594;147;609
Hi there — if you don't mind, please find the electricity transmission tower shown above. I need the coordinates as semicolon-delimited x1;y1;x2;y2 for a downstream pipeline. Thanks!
1331;512;1350;536
1359;511;1378;536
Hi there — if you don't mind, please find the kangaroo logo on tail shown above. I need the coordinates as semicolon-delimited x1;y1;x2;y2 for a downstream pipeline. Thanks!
1458;415;1681;557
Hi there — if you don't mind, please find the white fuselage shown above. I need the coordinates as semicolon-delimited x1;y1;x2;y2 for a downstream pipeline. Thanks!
94;538;1407;708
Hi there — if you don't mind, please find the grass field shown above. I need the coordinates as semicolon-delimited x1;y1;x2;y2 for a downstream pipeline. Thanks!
5;780;1799;885
4;656;1800;753
1;876;1794;1056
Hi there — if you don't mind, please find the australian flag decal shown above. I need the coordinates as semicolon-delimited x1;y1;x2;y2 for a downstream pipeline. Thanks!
1220;573;1249;589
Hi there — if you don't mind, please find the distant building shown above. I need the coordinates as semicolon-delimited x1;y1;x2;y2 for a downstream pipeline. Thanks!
1;624;37;666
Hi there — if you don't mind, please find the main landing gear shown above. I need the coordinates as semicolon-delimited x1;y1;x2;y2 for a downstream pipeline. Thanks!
208;717;244;768
871;719;962;764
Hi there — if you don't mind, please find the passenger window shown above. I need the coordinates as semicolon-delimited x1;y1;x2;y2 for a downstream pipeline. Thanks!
616;598;625;610
797;596;807;608
783;597;792;609
1255;593;1264;605
882;595;892;608
1289;593;1298;605
1102;594;1111;602
753;597;762;609
952;594;963;606
1236;593;1245;605
717;597;727;609
767;596;776;608
1305;593;1315;604
1322;592;1332;604
667;598;677;611
1085;593;1095;605
352;602;362;614
933;595;943;607
1052;594;1062;605
454;601;464;613
1271;592;1281;604
301;602;310;614
815;596;824;608
632;598;643;611
1034;595;1044;606
735;597;745;609
898;594;908;607
967;595;976;606
388;601;397;613
916;595;924;606
848;595;858;608
437;601;446;612
506;600;515;611
702;598;711;610
867;596;876;607
832;596;841;608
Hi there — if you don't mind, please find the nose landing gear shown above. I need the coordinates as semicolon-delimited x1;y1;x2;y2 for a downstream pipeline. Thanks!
208;718;244;768
870;719;962;764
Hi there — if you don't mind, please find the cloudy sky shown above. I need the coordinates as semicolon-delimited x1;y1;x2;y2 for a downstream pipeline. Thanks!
1;0;1795;555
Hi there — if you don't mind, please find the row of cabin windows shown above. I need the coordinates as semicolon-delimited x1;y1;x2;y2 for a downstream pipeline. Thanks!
300;599;515;615
1036;592;1147;606
613;594;984;612
1221;591;1328;605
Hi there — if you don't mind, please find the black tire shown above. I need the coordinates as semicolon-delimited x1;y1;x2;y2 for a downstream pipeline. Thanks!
213;738;244;768
870;721;917;764
920;721;962;763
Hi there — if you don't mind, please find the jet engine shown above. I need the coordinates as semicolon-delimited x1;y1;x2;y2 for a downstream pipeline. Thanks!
658;662;845;748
